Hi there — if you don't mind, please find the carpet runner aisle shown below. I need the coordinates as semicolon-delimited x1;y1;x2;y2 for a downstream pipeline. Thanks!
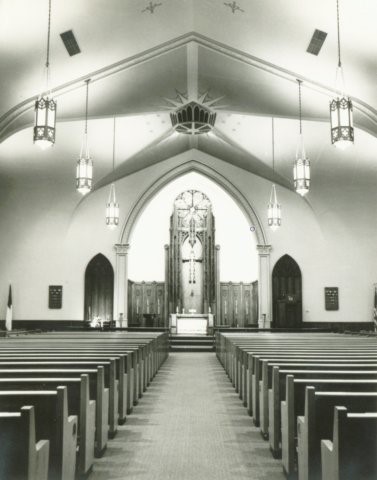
91;353;284;480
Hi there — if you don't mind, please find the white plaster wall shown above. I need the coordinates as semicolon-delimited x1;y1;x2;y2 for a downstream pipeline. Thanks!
0;149;375;323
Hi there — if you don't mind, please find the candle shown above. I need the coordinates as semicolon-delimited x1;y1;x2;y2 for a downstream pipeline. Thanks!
235;299;238;315
224;300;227;315
136;299;139;314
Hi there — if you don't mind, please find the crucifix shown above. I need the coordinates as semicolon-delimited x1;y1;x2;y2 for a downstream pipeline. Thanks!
182;249;203;284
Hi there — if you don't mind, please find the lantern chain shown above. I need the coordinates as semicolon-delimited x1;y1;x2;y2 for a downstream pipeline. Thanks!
297;79;302;135
271;117;275;174
112;117;116;172
46;0;52;69
336;0;342;68
84;79;90;135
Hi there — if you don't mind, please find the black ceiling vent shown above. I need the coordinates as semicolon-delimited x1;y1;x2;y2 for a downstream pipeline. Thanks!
60;30;81;56
306;29;327;55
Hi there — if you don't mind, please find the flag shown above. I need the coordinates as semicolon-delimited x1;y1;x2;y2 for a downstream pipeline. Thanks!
5;285;12;331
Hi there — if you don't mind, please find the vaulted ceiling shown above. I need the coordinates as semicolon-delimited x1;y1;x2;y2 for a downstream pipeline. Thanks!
1;0;376;196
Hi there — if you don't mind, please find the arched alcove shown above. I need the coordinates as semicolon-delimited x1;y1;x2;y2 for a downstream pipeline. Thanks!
272;254;302;328
84;253;114;322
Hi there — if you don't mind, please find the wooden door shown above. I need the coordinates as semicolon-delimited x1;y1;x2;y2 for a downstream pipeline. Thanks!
272;255;302;328
84;253;114;322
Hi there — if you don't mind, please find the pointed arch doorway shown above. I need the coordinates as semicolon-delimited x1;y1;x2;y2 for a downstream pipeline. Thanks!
272;254;302;328
84;253;114;322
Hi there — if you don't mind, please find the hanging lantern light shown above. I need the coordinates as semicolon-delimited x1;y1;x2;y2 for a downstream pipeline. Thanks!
268;184;281;231
330;0;354;150
293;80;310;196
106;118;120;229
76;79;93;195
267;118;281;231
106;184;119;229
34;0;56;149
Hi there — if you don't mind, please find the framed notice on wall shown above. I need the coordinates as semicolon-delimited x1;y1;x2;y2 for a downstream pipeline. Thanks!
324;287;338;311
49;285;62;309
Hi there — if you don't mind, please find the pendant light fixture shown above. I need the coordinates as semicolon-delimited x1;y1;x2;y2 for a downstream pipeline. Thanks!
76;79;93;195
267;118;281;231
34;0;56;149
106;117;120;229
330;0;354;149
293;79;310;196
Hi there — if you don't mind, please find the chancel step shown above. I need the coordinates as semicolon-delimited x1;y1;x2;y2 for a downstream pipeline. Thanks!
170;335;214;352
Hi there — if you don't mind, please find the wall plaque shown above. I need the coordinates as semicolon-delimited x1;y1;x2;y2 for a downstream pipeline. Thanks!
49;285;62;309
325;287;338;311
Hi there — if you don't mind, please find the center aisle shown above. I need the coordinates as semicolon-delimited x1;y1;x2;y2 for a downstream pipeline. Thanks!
91;352;285;480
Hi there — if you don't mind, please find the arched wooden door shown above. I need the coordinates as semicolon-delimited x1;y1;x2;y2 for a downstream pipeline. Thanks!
272;254;302;328
84;254;114;322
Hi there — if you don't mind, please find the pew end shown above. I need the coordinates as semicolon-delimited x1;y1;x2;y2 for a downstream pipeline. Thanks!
0;406;50;480
321;406;377;480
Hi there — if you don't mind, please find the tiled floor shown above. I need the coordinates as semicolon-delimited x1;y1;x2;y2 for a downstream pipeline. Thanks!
91;353;285;480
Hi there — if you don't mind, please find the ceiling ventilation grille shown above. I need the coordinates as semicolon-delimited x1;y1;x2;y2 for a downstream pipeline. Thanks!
60;30;81;56
306;29;327;55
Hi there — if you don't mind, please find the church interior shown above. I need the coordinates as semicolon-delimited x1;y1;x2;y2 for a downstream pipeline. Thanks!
0;1;376;479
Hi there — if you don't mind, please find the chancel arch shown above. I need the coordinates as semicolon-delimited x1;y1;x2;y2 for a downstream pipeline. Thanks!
272;254;302;328
84;253;114;323
115;165;267;328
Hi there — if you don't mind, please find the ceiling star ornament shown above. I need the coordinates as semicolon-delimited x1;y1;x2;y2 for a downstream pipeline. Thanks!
166;91;225;135
293;79;310;196
34;0;56;150
142;2;162;14
224;2;244;14
330;0;354;150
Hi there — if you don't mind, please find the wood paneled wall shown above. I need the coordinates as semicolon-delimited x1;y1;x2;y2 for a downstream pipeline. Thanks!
219;281;258;326
128;280;166;327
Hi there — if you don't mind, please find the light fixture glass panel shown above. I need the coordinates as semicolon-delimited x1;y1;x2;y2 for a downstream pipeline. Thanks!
76;154;93;195
294;133;310;196
34;97;56;149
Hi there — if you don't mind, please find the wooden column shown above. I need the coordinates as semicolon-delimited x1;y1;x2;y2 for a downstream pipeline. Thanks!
215;245;221;325
114;243;130;327
257;244;272;328
164;244;169;327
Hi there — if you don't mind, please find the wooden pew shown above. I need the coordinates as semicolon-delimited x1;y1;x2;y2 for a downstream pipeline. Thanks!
250;351;377;422
259;361;377;439
0;351;132;419
230;340;377;411
297;388;377;480
1;344;140;413
0;387;77;480
0;375;95;477
0;406;49;480
0;367;108;457
321;407;377;480
281;377;377;477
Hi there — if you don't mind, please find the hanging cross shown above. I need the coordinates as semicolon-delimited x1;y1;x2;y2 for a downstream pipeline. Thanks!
224;2;244;14
142;2;162;14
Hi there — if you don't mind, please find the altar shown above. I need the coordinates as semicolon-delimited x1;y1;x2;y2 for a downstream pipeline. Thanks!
169;313;214;335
